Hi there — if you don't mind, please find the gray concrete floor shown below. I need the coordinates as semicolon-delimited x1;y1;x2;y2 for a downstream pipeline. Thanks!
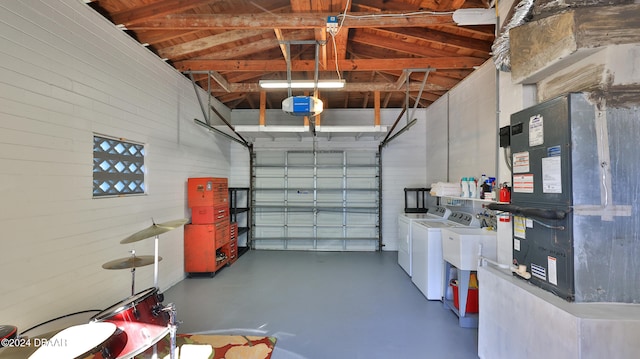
163;250;479;359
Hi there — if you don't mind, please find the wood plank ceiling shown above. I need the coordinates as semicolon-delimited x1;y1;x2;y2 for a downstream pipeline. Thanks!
87;0;495;111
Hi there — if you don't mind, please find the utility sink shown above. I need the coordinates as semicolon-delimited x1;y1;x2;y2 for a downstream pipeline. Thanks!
442;227;497;270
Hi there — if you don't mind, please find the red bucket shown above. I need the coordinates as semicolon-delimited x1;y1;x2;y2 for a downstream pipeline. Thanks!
450;280;479;313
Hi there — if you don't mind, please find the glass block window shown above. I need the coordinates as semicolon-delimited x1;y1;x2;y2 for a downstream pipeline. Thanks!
93;135;146;197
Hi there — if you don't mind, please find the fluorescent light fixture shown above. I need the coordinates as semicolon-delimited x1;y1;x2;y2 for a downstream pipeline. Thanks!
259;79;345;89
452;9;496;26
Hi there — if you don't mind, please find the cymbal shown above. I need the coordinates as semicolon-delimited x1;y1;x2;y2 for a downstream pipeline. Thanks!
158;218;190;229
102;255;162;270
120;218;189;244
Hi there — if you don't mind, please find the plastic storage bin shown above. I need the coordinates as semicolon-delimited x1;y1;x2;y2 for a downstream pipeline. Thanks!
451;280;479;313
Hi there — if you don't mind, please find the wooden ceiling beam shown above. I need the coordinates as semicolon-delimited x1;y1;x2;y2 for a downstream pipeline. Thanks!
260;92;266;126
351;1;426;12
380;69;472;88
362;71;376;108
290;0;312;12
409;94;433;107
382;92;393;108
185;30;312;60
413;91;442;103
109;0;216;26
335;29;349;61
245;93;256;109
175;57;485;72
361;91;370;109
89;0;495;111
375;27;493;55
273;29;289;62
217;92;246;101
353;0;492;12
374;91;381;124
350;30;462;58
432;0;467;11
157;29;270;59
343;71;351;107
199;37;281;60
435;24;496;38
395;70;410;89
225;71;271;83
331;0;350;63
126;12;456;30
227;97;247;109
134;30;202;45
294;0;347;70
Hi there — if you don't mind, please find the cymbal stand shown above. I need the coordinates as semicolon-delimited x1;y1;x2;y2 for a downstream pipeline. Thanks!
129;250;137;295
154;235;159;288
162;303;178;359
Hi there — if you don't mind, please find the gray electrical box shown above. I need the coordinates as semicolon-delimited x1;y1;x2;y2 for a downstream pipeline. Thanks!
510;93;640;303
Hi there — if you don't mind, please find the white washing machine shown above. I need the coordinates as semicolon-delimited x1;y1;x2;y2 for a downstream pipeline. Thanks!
397;207;451;277
410;212;479;300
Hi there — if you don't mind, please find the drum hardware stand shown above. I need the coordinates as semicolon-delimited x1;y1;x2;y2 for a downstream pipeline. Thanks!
129;250;137;295
119;218;188;291
102;252;160;295
162;303;179;359
153;235;159;289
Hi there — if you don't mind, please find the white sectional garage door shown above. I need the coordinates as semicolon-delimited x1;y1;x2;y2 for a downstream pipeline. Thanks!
252;150;380;251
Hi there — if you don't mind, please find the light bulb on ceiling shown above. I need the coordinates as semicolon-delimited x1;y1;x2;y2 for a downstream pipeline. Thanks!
259;79;345;89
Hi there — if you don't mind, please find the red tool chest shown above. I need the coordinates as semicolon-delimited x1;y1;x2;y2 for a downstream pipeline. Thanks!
185;177;233;276
187;177;228;207
184;222;230;273
190;205;229;224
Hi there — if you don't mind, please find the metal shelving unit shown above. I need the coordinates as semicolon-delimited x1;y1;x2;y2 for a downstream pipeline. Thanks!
228;187;251;255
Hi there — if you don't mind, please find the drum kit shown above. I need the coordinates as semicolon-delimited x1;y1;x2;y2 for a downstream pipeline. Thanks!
1;218;188;359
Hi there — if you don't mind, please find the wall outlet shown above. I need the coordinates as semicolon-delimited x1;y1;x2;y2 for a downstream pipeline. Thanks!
326;16;338;35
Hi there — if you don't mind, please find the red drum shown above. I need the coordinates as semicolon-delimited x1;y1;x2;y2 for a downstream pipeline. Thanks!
91;287;169;327
91;287;170;358
28;322;127;359
102;321;169;359
0;325;18;345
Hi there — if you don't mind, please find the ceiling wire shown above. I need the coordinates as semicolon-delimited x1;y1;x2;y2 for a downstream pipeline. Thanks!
327;0;352;81
338;10;455;20
330;34;341;81
248;1;276;15
337;0;351;31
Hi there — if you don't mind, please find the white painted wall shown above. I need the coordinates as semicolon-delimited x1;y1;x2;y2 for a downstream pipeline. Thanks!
424;97;449;184
423;62;498;188
495;70;528;265
379;110;428;251
424;62;524;265
230;143;251;188
447;63;498;182
0;0;231;331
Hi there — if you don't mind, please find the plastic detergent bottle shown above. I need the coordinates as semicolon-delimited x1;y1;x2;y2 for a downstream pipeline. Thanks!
469;177;477;198
480;174;486;193
478;174;487;199
461;177;469;197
